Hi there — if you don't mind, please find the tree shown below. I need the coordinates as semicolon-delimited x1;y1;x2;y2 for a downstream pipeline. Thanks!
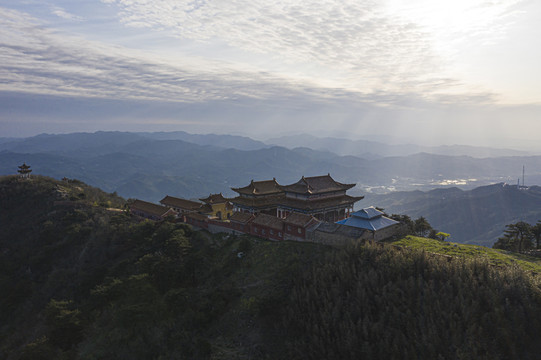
390;214;415;236
44;299;83;351
414;217;432;237
435;232;450;241
531;221;541;249
494;221;532;252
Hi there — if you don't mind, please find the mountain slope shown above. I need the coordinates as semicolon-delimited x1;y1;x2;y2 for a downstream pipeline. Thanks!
2;176;541;359
365;183;541;246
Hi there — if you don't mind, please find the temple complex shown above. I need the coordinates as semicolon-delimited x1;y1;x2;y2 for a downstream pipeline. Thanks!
131;174;401;242
231;174;363;222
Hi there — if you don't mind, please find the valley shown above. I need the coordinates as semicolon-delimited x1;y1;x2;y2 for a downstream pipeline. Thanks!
2;131;541;246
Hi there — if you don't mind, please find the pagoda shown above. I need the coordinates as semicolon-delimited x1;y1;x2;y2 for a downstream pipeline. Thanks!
231;174;363;222
230;178;284;215
17;163;32;179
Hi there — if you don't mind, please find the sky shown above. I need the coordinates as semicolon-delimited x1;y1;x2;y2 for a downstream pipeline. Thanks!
1;0;540;149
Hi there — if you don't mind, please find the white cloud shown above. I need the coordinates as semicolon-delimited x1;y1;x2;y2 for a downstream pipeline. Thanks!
1;2;539;145
100;0;526;97
0;7;335;103
51;5;83;21
100;1;440;92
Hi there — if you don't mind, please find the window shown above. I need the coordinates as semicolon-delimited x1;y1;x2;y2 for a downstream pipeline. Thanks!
287;225;291;231
278;232;282;238
262;229;266;235
254;227;258;233
298;228;302;234
270;229;274;235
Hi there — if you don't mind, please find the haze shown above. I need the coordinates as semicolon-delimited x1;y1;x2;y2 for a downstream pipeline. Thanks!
1;0;540;150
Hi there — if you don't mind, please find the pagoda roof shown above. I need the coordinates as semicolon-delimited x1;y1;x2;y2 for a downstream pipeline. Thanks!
351;206;385;220
230;194;283;209
200;193;229;204
160;195;202;210
130;200;177;218
231;178;284;196
252;213;284;230
281;174;356;195
18;162;32;174
336;207;399;231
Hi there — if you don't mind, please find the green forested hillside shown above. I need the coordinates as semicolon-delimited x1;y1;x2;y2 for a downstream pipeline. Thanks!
2;176;541;359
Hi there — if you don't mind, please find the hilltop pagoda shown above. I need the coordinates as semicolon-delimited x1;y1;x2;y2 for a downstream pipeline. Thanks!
17;163;32;179
231;174;363;222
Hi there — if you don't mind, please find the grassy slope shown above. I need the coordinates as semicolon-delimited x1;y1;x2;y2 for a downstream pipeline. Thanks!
391;236;541;273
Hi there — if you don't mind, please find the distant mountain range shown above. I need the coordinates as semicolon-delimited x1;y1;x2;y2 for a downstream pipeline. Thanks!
2;131;541;246
2;131;541;200
266;134;532;158
364;183;541;246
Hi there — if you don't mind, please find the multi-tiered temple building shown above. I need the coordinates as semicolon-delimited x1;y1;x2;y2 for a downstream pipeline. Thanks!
231;174;363;222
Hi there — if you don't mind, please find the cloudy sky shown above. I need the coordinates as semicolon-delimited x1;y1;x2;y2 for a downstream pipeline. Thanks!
1;0;540;148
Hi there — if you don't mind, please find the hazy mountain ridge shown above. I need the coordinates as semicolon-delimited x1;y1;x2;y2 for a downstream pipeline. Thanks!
2;131;541;203
140;131;269;150
0;131;266;155
266;134;532;158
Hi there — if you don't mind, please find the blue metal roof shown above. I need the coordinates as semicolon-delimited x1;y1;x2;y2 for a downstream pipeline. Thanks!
351;206;384;219
336;207;399;231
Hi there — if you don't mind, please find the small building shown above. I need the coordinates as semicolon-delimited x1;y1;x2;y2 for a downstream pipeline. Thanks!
336;206;400;241
130;199;178;221
283;212;320;241
160;195;202;215
199;193;234;220
18;163;32;179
